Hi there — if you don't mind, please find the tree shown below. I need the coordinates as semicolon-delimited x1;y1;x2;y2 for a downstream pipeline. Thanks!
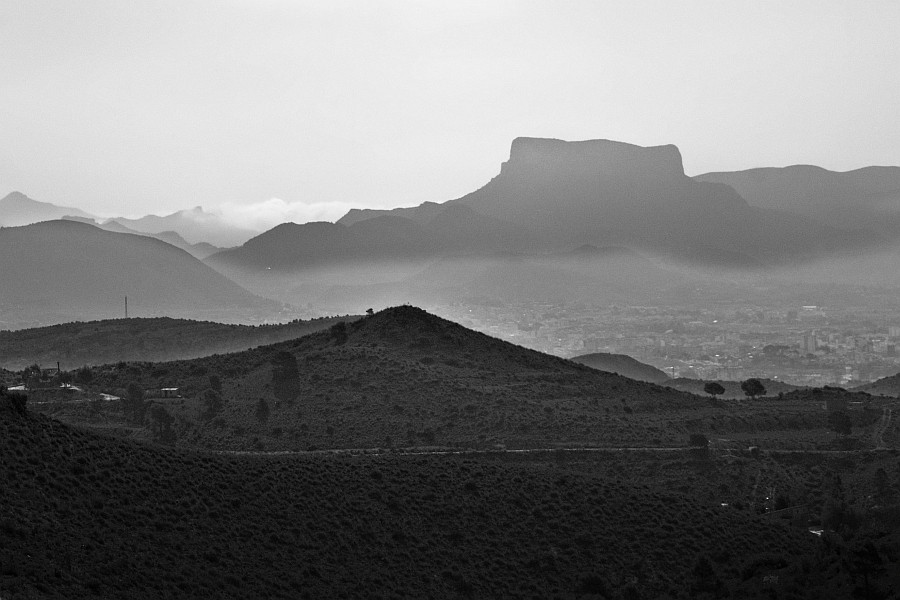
149;404;176;443
703;381;726;398
124;382;147;425
271;351;300;404
200;389;223;421
255;398;270;426
740;378;766;400
208;374;222;393
57;370;73;387
330;321;348;345
828;410;852;436
75;365;93;385
689;433;709;447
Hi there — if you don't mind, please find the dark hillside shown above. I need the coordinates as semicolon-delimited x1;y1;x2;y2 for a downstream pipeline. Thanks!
0;315;357;370
72;306;708;451
1;395;848;600
854;373;900;397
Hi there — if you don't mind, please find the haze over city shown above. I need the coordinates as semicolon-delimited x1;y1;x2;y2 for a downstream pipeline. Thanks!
4;3;900;598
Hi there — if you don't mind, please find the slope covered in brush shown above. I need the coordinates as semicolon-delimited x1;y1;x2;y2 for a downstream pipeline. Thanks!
81;306;705;450
1;392;838;600
0;315;356;370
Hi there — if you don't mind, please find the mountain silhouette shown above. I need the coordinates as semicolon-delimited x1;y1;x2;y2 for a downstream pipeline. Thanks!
0;220;279;328
62;215;223;258
696;165;900;233
335;137;867;265
0;191;95;227
112;206;258;247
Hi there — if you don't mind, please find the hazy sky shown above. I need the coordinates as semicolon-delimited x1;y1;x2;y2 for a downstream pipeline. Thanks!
2;0;899;226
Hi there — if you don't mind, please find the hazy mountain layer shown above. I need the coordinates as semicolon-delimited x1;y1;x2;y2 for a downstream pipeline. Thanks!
112;206;259;247
0;220;280;328
338;137;868;265
62;216;224;259
0;191;94;227
696;165;900;231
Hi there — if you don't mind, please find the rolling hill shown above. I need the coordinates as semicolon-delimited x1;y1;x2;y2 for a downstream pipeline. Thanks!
0;316;356;370
71;306;709;451
0;220;283;328
570;352;670;384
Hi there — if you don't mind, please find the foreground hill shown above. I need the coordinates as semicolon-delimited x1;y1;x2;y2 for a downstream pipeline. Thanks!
570;352;670;384
78;306;707;451
0;220;283;329
0;191;94;227
2;391;853;599
0;316;356;370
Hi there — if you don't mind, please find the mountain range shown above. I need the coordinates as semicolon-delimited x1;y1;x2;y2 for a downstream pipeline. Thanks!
0;191;94;227
696;165;900;232
0;220;282;329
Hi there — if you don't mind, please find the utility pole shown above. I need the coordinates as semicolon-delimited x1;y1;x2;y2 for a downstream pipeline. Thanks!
125;296;128;319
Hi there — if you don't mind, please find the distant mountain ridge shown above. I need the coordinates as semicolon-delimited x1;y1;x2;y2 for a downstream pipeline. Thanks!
111;206;260;247
62;216;224;259
0;220;281;328
210;137;874;283
695;165;900;232
0;191;95;227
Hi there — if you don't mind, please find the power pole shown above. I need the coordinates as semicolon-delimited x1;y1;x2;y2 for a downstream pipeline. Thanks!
125;296;128;319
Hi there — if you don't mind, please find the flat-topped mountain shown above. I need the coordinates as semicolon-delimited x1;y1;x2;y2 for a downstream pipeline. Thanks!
0;220;281;328
0;191;95;227
333;137;864;265
570;352;670;384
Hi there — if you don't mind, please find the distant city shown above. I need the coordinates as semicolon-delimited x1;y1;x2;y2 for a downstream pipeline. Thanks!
436;299;900;387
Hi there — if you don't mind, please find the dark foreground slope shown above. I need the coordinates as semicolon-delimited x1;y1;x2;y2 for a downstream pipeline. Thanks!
0;315;357;370
1;393;849;600
80;306;707;450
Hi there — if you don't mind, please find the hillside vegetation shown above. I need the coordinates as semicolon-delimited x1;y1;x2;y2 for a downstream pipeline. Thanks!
63;306;708;451
4;391;879;600
0;315;357;370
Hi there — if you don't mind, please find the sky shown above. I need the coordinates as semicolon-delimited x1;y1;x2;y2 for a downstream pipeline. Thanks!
2;0;900;228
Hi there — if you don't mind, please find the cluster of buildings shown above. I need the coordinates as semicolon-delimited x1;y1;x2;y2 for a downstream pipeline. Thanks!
434;301;900;387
